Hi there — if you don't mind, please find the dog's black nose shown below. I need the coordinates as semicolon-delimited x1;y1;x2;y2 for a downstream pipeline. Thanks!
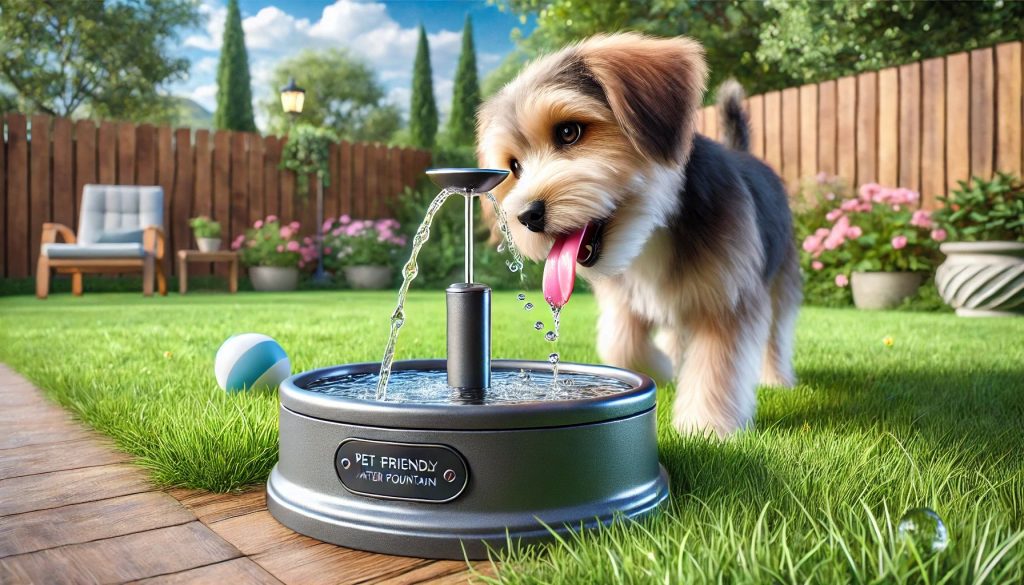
517;201;546;233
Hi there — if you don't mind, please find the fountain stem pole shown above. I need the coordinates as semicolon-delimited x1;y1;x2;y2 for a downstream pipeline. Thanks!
446;192;490;391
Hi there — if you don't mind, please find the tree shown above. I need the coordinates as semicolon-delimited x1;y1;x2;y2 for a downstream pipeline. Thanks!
446;15;481;147
756;0;1024;84
0;0;198;120
409;25;439;149
214;0;256;132
263;49;401;142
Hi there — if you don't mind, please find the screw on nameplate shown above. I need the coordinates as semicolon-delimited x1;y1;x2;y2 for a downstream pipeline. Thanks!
335;438;469;503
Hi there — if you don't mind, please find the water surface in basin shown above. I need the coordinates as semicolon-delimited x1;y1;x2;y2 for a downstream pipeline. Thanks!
304;369;633;405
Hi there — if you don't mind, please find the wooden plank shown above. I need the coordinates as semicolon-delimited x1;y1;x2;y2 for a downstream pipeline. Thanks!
798;84;818;189
921;57;947;208
748;95;765;159
117;121;136;184
365;144;380;219
704;105;718;141
129;557;282;585
3;120;28;278
136;124;157;186
374;561;472;585
856;72;878;187
156;126;174;243
73;119;97;222
248;134;264;223
263;136;281;219
970;47;995;179
230;132;249;245
0;491;195;557
51;118;75;230
996;41;1022;175
375;144;389;218
280;154;295;225
763;91;782;173
781;87;800;191
899;63;922;192
836;76;857;184
817;80;837;176
213;131;232;274
98;121;118;184
352;142;367;218
946;52;971;192
168;489;266;524
694;107;705;135
0;437;131;481
0;464;152;517
339;141;353;217
0;522;240;584
173;128;195;269
324;142;339;222
386;146;404;217
193;130;213;220
29;115;52;276
877;68;899;187
0;114;5;277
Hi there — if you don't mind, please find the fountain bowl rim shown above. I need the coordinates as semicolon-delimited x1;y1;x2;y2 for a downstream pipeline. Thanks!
279;359;656;430
425;168;510;193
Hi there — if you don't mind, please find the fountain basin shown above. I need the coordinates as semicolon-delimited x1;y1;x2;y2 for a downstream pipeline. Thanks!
266;359;670;560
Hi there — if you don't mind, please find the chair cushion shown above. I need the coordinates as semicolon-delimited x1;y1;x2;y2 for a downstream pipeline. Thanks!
44;243;145;259
77;185;163;245
96;228;145;244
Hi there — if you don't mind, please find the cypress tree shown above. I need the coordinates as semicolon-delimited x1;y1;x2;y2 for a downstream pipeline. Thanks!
213;0;257;132
446;15;480;146
409;24;438;149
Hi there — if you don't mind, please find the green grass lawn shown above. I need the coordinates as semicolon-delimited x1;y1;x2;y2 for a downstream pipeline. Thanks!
1;291;1023;583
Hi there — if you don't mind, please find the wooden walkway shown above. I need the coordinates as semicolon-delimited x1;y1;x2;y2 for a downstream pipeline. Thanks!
0;364;487;584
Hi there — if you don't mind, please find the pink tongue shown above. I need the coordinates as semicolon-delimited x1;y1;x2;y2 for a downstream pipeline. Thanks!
543;227;588;308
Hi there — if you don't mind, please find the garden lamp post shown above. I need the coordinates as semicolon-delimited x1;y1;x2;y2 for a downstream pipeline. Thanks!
281;78;328;285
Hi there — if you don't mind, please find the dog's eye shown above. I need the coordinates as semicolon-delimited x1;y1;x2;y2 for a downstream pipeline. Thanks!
555;122;583;146
509;158;522;179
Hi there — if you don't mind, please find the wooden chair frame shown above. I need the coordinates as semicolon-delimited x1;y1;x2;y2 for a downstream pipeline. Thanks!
36;223;167;299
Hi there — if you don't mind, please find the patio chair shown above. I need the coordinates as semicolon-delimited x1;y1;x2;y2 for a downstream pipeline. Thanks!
36;185;167;299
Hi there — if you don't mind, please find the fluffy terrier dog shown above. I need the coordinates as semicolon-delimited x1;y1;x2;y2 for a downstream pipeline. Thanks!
476;33;801;437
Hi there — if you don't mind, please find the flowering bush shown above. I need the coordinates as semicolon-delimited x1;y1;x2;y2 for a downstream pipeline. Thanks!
802;180;943;282
319;216;407;271
231;216;314;267
932;173;1024;243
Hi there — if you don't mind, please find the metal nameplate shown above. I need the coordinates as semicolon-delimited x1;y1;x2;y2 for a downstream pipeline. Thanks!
334;438;469;503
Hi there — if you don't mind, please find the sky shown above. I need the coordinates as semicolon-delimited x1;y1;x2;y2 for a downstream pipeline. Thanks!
171;0;532;130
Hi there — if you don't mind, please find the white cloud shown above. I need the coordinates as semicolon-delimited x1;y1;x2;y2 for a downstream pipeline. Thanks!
189;84;218;111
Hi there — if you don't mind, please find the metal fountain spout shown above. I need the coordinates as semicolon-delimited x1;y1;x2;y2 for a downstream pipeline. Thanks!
425;168;510;393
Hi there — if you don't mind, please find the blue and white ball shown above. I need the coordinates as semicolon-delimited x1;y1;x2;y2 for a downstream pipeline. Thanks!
215;333;290;392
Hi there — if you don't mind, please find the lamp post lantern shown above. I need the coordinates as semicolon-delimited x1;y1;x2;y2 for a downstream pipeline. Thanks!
280;77;305;116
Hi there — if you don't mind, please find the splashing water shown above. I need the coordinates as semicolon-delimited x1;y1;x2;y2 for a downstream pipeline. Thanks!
482;192;525;278
375;189;454;399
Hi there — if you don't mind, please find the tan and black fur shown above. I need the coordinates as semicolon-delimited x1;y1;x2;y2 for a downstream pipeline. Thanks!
477;34;801;437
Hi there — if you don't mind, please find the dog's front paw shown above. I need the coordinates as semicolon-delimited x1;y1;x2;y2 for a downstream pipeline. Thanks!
671;405;751;439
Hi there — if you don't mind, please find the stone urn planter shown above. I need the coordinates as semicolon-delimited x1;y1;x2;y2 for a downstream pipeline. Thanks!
250;266;299;292
344;265;392;289
196;237;221;253
935;242;1024;317
851;271;925;310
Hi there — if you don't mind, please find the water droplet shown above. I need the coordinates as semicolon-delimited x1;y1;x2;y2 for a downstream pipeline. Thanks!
548;353;559;364
497;242;506;253
545;331;557;341
524;303;534;310
897;507;949;554
534;321;544;330
517;293;526;301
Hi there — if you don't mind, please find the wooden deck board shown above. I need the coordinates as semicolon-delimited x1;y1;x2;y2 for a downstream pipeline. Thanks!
168;487;267;523
128;557;284;585
0;437;131;480
0;463;153;516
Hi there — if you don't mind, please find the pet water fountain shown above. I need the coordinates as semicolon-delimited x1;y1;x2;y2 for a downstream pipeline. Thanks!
266;169;670;560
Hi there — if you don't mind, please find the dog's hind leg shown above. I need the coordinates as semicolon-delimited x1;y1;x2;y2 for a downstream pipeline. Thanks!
672;296;772;437
760;248;801;388
594;283;674;384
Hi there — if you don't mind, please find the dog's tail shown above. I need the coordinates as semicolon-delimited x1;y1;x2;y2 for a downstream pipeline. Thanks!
717;79;749;152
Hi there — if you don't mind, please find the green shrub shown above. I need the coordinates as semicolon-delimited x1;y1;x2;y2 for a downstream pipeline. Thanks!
933;173;1024;242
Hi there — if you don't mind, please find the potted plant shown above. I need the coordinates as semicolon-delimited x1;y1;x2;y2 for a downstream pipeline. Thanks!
932;173;1024;316
231;216;313;291
321;216;406;289
802;183;942;310
189;216;222;252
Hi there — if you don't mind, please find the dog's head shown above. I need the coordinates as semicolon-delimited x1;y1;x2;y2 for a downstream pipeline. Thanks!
477;33;707;280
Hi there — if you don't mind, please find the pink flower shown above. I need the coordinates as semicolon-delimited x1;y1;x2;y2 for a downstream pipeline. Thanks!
802;234;823;254
815;228;830;238
816;172;829;184
276;244;284;252
910;209;933;229
826;209;844;222
859;183;882;201
280;226;293;239
323;220;333;231
339;214;351;224
825;192;836;201
893;188;919;205
840;199;861;212
266;215;278;223
286;241;299;252
824;216;850;250
332;227;344;236
812;261;824;271
254;220;264;229
835;274;849;287
931;228;948;242
324;247;332;254
891;235;908;250
289;221;300;230
846;225;863;239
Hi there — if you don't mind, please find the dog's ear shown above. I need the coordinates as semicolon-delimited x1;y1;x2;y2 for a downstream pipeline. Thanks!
579;33;707;164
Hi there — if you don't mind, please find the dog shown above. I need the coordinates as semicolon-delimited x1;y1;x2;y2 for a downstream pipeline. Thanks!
476;33;801;437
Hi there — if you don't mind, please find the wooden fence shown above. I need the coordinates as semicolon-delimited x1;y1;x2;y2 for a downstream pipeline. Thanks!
0;116;431;278
696;40;1023;209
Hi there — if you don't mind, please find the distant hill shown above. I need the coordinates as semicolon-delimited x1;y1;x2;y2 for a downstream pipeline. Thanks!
172;97;213;129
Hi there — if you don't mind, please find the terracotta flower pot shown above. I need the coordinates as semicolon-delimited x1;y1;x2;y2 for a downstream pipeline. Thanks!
344;265;393;289
196;237;221;252
935;241;1024;317
851;271;924;310
250;266;299;292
